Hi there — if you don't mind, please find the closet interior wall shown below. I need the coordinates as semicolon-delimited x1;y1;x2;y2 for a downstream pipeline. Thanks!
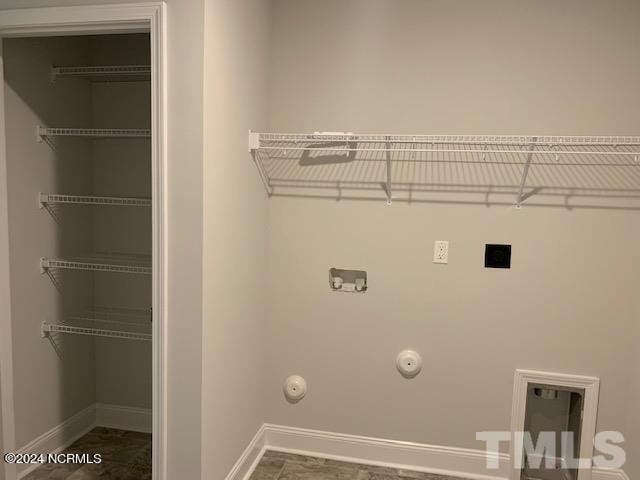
2;33;151;449
264;1;640;475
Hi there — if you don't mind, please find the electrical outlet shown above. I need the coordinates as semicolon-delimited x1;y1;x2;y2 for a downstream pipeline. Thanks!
433;240;449;264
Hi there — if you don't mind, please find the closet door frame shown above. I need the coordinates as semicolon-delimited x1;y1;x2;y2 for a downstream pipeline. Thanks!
0;4;168;480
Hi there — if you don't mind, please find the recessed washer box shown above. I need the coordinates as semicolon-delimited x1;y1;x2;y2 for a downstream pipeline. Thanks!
485;244;511;269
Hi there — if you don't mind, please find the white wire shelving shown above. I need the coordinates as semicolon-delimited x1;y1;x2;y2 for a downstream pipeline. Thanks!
37;127;151;141
39;193;152;208
51;65;151;83
249;132;640;206
41;307;152;341
40;253;152;275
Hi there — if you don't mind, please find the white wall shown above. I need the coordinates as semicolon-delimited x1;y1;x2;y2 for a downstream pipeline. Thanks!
3;36;96;448
0;2;206;478
200;0;271;477
90;34;152;411
265;1;639;476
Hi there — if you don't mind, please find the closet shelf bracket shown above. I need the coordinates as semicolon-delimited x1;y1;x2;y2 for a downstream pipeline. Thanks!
515;137;537;207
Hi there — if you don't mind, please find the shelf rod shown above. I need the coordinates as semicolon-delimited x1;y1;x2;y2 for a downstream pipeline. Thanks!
41;321;151;341
39;193;151;208
516;138;537;207
385;137;392;204
256;146;640;157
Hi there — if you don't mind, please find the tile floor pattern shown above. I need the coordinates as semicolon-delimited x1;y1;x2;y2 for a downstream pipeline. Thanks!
23;427;151;480
250;450;469;480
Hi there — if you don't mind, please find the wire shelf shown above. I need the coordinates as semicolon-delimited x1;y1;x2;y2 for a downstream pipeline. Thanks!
38;127;151;140
42;307;152;341
249;132;640;206
39;193;151;208
40;253;152;275
51;65;151;82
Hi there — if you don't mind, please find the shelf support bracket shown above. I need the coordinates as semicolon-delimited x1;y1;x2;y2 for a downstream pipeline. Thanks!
384;137;392;204
248;130;260;152
41;321;51;338
516;137;537;207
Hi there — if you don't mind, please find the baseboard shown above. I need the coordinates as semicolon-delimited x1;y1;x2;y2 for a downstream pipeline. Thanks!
592;468;630;480
95;403;152;433
233;424;629;480
16;404;96;479
223;425;267;480
261;424;509;480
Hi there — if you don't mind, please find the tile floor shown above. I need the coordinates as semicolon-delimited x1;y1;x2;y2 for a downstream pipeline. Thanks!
23;427;151;480
250;450;468;480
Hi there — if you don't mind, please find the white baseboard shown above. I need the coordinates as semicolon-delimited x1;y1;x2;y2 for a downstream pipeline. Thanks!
95;403;152;433
230;424;629;480
592;469;630;480
16;404;96;479
223;425;267;480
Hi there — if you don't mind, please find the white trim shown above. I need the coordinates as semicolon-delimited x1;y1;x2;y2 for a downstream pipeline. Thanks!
234;424;627;480
0;37;18;480
591;469;630;480
510;370;600;480
0;4;168;480
223;425;267;480
15;404;96;479
95;403;152;434
262;424;509;480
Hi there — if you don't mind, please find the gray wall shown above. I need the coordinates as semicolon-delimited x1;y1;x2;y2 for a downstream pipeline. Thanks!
90;34;152;411
265;2;639;477
200;0;271;477
3;36;96;448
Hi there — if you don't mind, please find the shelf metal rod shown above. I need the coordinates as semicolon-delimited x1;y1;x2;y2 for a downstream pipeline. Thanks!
256;145;640;157
516;138;537;207
385;137;392;204
39;193;151;207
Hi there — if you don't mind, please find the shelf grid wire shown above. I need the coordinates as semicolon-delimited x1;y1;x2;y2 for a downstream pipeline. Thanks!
52;65;151;81
41;253;152;275
40;193;151;207
43;307;152;341
38;127;151;139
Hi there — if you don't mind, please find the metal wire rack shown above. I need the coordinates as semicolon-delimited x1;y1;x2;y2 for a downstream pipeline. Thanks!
51;65;151;82
41;307;152;341
37;127;151;141
39;193;151;208
249;132;640;206
40;253;152;275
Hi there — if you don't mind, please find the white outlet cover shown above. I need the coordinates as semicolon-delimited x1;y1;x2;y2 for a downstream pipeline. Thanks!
396;349;422;378
433;240;449;264
283;375;307;402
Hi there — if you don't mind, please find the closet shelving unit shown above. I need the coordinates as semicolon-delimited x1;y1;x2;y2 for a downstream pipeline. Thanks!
40;254;152;275
36;61;154;341
39;193;152;208
249;132;640;206
51;64;151;83
41;307;152;341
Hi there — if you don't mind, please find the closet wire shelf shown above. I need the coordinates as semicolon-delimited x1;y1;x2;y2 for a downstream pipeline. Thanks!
37;127;151;141
249;132;640;206
39;193;152;208
42;307;152;341
51;65;151;82
40;254;152;275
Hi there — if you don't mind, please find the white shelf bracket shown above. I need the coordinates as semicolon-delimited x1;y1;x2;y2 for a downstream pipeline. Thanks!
385;138;392;204
516;137;537;208
36;125;45;143
248;130;260;152
41;321;51;338
38;193;48;209
40;257;50;274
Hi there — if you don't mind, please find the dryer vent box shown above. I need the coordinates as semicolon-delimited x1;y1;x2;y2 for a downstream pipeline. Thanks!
485;244;511;269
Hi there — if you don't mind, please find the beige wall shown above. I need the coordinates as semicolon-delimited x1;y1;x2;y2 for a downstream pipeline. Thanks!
0;1;206;477
90;34;152;411
265;1;639;476
200;0;271;477
3;36;96;448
